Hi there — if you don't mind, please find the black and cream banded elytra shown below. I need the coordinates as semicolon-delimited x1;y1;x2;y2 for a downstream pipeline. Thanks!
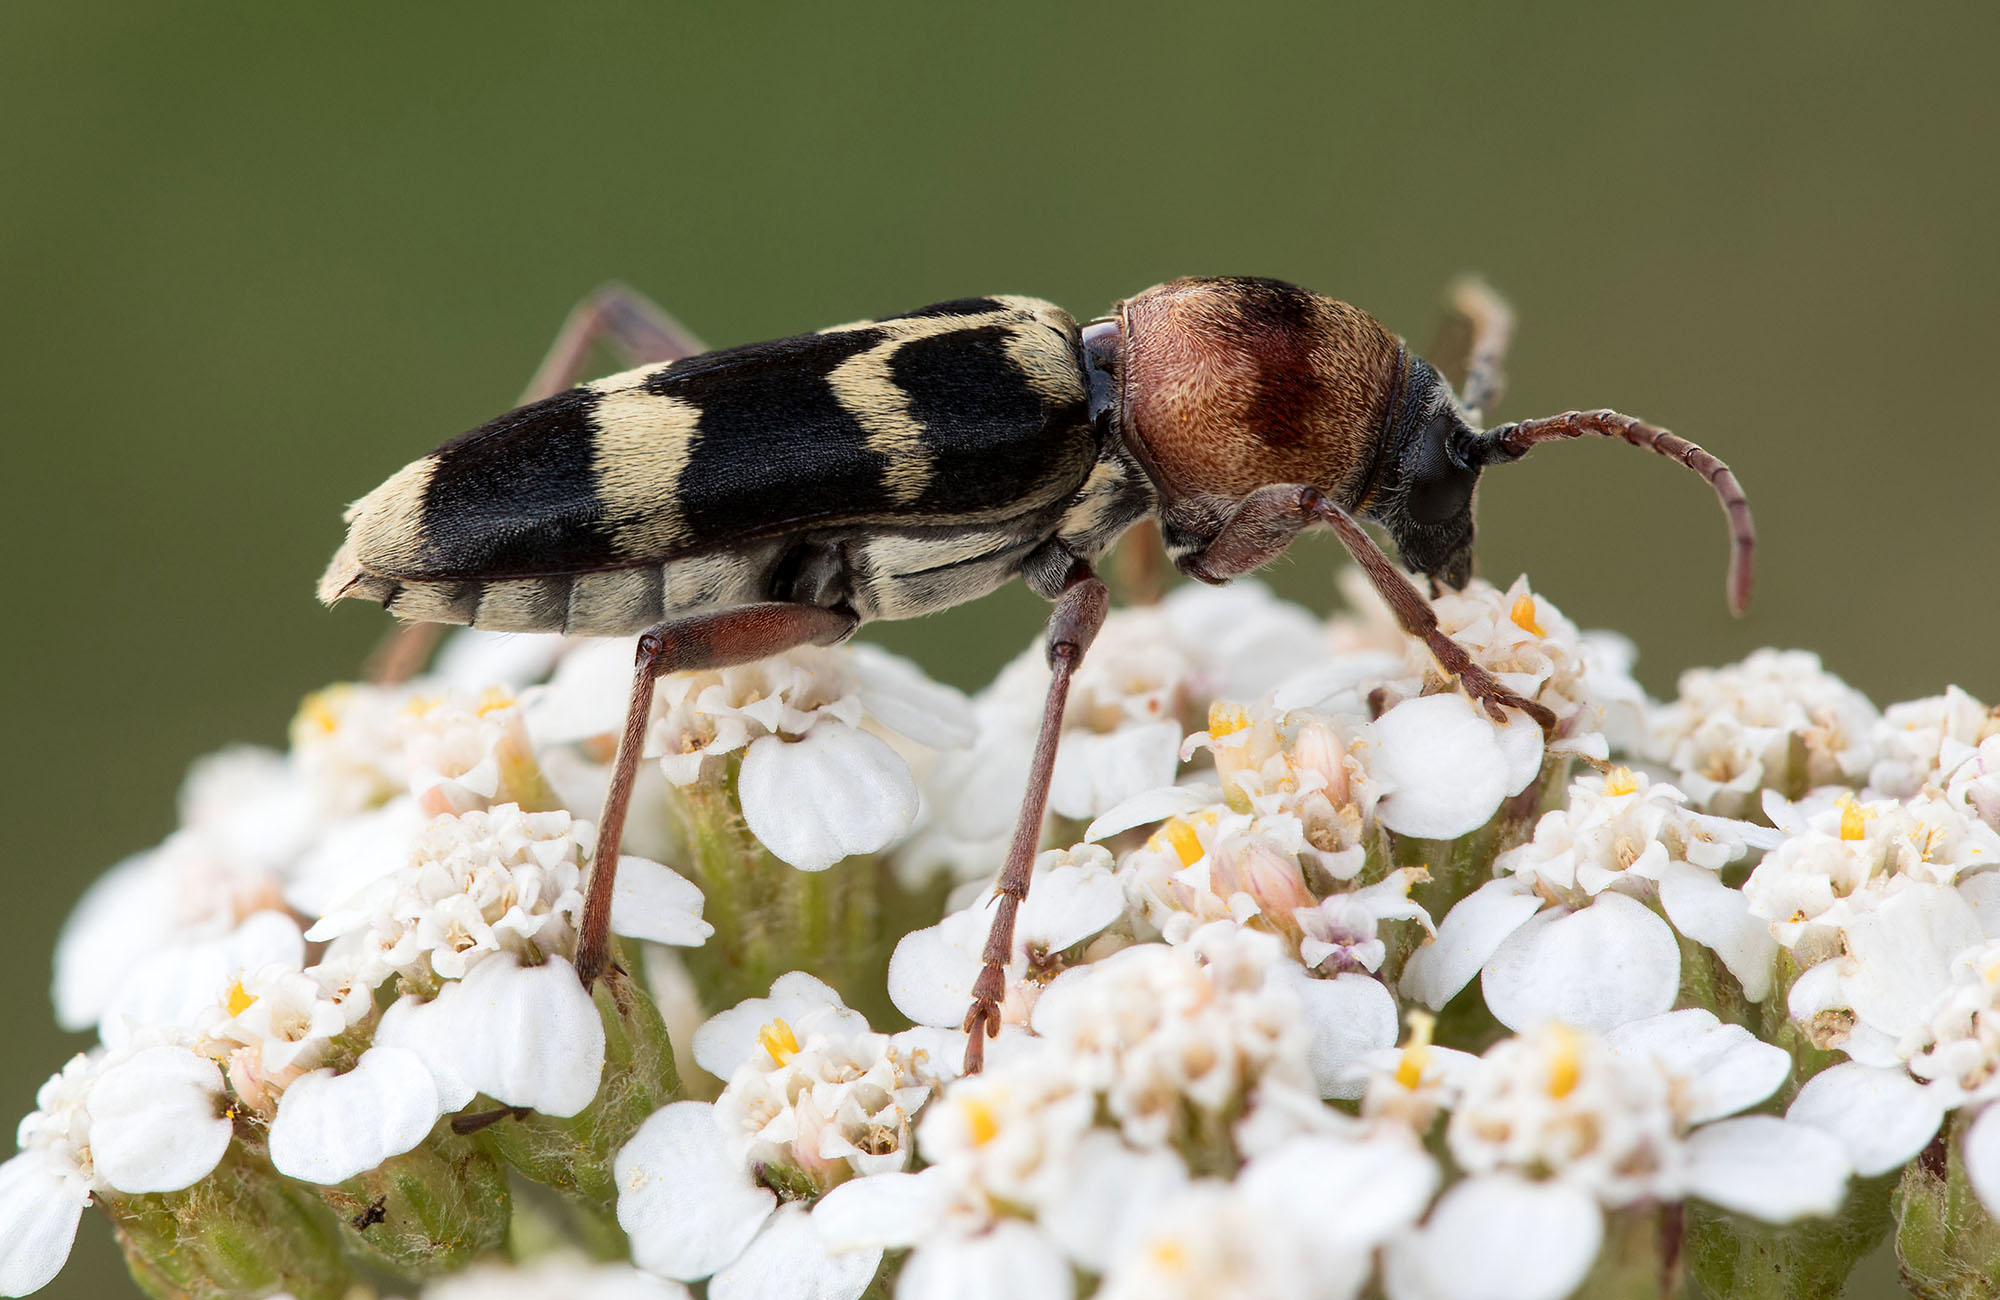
321;277;1756;1074
320;295;1156;635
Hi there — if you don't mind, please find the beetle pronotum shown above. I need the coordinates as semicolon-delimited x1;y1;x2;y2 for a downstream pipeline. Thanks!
321;277;1754;1072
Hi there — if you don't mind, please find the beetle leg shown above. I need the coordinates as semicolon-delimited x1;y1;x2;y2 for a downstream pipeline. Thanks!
365;286;711;685
574;602;859;985
1171;483;1325;583
963;565;1109;1074
520;282;710;403
1311;498;1557;733
1428;278;1514;424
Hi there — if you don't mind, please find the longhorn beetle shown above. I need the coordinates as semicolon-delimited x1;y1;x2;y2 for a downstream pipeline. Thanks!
321;277;1755;1072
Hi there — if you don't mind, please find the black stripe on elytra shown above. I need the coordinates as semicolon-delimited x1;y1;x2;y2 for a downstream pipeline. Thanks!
891;323;1094;516
884;297;1005;321
419;388;611;574
663;327;903;539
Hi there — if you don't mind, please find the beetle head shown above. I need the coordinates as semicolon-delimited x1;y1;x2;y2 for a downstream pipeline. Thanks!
1365;355;1484;591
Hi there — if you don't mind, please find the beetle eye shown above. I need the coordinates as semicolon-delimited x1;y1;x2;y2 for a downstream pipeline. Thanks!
1407;413;1476;525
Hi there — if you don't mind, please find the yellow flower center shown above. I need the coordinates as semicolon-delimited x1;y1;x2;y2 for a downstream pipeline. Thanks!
476;686;517;716
1510;593;1546;638
1207;701;1251;739
1395;1009;1437;1089
963;1096;1000;1146
1603;766;1638;798
1154;817;1207;869
1148;1239;1189;1274
757;1018;801;1067
1838;796;1869;841
226;981;256;1017
1545;1023;1583;1099
293;685;352;737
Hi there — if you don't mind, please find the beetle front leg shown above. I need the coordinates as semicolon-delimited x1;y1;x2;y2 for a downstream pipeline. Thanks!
963;564;1110;1073
1312;498;1556;732
574;601;859;985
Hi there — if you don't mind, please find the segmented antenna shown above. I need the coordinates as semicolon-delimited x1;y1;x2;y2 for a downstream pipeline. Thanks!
1473;409;1756;616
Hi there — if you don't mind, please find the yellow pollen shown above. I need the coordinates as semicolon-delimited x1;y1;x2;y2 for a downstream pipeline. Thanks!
1160;818;1205;868
1207;701;1251;739
1545;1023;1584;1099
476;686;517;716
1510;593;1546;637
1603;766;1638;798
757;1018;801;1067
1149;1239;1189;1273
293;686;350;737
226;981;255;1017
1395;1010;1437;1088
963;1097;1000;1146
1838;797;1869;841
399;693;442;719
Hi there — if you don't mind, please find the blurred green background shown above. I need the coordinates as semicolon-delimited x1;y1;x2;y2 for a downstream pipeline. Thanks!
4;4;1992;1295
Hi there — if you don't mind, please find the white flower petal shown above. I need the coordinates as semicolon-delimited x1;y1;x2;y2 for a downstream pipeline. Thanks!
268;1047;443;1185
1494;709;1548;796
617;1102;776;1282
98;911;305;1043
1482;894;1680;1033
374;995;476;1111
1047;723;1184;822
1656;862;1777;1002
1400;877;1541;1011
739;726;919;872
709;1202;879;1300
894;1221;1073;1300
1284;970;1401;1100
1042;1133;1188;1271
1384;1174;1601;1300
1682;1116;1850;1221
1841;884;1983;1039
1964;1104;2000;1218
850;644;976;751
1606;1009;1790;1122
1270;652;1408;713
423;954;605;1116
86;1046;231;1193
1018;863;1125;953
811;1170;944;1253
51;851;174;1031
1787;1063;1946;1178
886;912;984;1029
1369;695;1525;839
692;973;867;1081
612;856;713;948
1242;1132;1438;1249
1084;783;1223;843
0;1151;85;1298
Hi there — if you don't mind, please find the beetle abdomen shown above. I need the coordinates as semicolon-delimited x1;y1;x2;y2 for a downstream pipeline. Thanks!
321;295;1098;633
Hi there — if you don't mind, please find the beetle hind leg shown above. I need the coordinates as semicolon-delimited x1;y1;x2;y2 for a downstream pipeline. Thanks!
573;601;859;985
963;563;1110;1073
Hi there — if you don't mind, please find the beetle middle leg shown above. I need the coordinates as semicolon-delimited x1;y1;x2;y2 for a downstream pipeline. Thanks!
1171;486;1555;731
573;601;859;985
962;563;1110;1073
367;284;711;685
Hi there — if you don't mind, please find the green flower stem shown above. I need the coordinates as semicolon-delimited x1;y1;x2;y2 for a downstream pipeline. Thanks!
1675;931;1755;1033
481;961;680;1229
109;1148;350;1300
315;1128;510;1277
1687;1171;1897;1300
1760;950;1844;1107
1894;1114;2000;1299
668;758;947;1027
1574;1204;1676;1300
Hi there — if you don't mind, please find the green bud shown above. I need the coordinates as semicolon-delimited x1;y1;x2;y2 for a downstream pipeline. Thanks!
1894;1114;2000;1299
315;1127;510;1277
107;1148;350;1300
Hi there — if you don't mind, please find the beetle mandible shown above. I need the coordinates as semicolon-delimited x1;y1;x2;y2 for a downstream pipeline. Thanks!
320;276;1755;1072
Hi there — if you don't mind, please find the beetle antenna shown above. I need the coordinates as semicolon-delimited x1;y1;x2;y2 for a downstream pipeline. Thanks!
1470;409;1755;616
